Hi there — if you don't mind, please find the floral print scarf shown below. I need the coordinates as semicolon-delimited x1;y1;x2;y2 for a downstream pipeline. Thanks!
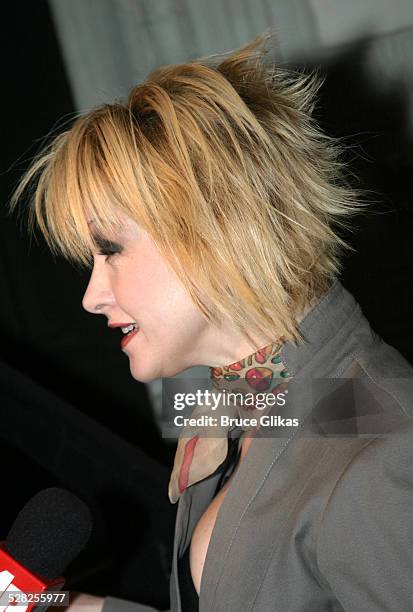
168;337;293;503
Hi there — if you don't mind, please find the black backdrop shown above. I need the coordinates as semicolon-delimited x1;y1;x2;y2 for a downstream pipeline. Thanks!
1;2;412;609
1;2;176;608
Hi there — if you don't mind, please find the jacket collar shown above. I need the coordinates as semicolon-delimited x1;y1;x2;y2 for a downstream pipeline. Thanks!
281;276;364;378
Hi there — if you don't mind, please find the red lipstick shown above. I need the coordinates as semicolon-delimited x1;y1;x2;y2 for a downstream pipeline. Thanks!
108;322;139;349
121;328;139;349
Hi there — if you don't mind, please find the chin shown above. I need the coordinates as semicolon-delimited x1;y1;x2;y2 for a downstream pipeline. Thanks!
129;362;160;384
128;356;188;383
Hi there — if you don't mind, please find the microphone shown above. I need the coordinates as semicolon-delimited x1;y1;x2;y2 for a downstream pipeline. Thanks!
0;488;93;611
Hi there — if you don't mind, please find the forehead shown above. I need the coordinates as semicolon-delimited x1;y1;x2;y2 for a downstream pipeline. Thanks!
87;212;141;241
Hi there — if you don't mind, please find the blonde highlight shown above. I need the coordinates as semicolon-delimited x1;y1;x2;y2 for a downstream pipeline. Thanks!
10;32;369;347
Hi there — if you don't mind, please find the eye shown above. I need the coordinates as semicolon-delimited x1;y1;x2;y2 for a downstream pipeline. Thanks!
97;246;120;261
93;236;123;262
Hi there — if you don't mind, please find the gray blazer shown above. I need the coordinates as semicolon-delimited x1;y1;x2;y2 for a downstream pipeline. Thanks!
103;278;413;611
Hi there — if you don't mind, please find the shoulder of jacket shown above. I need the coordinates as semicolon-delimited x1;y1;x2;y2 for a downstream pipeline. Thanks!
318;417;413;534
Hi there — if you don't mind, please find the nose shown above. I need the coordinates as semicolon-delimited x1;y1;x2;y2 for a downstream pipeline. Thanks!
82;261;115;315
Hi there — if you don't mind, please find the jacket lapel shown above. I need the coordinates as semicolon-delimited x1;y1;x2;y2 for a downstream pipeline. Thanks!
198;430;296;611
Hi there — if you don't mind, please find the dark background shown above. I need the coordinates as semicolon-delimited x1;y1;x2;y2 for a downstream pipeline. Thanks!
1;2;176;608
1;2;412;609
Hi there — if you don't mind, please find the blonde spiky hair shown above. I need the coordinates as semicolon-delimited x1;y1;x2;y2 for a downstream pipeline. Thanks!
10;32;367;346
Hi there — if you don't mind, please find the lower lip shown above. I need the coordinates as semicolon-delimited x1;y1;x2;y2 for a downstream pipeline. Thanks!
121;328;140;349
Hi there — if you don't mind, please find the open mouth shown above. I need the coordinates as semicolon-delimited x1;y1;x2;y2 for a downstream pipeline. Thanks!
121;323;138;335
120;323;139;349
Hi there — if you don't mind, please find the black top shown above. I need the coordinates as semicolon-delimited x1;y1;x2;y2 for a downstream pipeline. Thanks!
178;435;242;612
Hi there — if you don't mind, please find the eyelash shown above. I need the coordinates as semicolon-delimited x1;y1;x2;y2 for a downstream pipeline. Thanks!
97;247;120;261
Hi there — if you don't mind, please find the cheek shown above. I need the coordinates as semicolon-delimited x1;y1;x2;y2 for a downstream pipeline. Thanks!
150;283;206;341
114;258;206;336
150;283;201;331
167;291;208;342
111;260;157;311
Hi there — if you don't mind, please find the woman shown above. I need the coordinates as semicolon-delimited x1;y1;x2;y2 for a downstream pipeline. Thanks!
11;33;413;612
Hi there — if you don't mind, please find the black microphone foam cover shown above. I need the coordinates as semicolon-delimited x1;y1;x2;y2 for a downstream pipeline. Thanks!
5;488;93;580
